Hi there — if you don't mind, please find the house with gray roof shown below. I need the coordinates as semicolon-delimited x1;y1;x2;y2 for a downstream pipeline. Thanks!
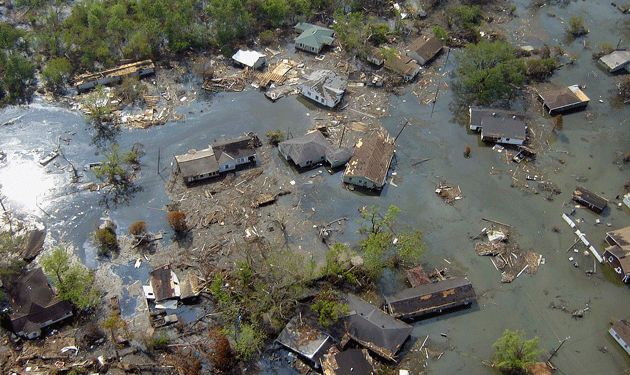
342;295;412;361
277;316;332;367
538;85;589;115
469;107;528;146
5;268;73;338
174;133;261;184
279;131;352;169
294;22;335;54
598;50;630;73
299;70;347;108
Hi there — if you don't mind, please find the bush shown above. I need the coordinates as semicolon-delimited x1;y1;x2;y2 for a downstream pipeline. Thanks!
166;211;187;233
231;323;264;361
525;58;558;81
310;289;348;327
94;227;118;257
433;26;449;43
568;16;588;37
128;221;147;237
147;332;170;351
210;329;235;371
259;30;275;46
493;329;543;374
265;129;285;146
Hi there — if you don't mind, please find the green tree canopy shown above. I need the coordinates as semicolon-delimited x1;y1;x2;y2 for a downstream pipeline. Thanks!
454;40;525;105
493;329;543;374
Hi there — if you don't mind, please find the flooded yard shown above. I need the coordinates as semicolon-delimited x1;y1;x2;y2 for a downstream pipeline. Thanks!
2;0;630;373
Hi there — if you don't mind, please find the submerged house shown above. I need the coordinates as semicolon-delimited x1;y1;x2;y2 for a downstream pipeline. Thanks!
572;186;608;214
384;56;421;81
232;49;266;70
598;50;630;73
143;264;181;309
276;316;332;367
538;85;590;115
299;70;347;108
342;294;412;361
74;60;155;92
604;226;630;283
405;34;444;65
294;23;335;54
469;107;527;145
342;134;395;190
278;131;352;169
384;277;476;320
610;319;630;356
174;133;260;184
5;268;73;338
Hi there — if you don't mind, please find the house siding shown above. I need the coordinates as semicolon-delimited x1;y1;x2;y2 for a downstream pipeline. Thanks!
610;327;630;356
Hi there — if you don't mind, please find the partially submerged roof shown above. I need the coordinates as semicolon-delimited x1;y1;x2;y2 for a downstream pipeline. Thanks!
607;226;630;249
605;245;630;272
384;56;420;77
538;85;589;114
344;295;412;361
211;134;259;161
303;70;348;103
174;148;219;180
6;268;73;336
406;34;444;63
469;107;525;128
599;50;630;72
279;131;331;166
481;114;527;141
344;134;395;187
232;49;266;68
611;319;630;345
384;277;476;320
276;316;331;362
20;229;46;261
572;186;608;212
295;23;335;50
321;348;375;375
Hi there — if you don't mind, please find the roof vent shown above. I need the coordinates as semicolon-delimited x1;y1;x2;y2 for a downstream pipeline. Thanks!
188;149;196;154
492;112;496;116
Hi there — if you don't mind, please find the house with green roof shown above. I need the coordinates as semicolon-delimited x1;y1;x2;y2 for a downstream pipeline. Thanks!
294;22;335;54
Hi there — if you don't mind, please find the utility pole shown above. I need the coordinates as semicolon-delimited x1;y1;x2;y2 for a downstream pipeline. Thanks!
548;337;570;363
394;119;410;143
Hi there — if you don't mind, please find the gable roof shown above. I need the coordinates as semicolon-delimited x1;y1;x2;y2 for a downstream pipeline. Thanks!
384;277;476;320
572;186;608;212
344;134;395;187
175;148;219;180
469;107;525;128
611;319;630;346
538;85;589;112
481;114;527;140
211;134;259;161
607;226;630;249
279;131;331;166
406;35;444;63
384;56;420;77
605;245;630;273
303;70;348;104
6;268;73;335
150;265;179;302
232;49;266;68
344;295;412;361
295;23;335;50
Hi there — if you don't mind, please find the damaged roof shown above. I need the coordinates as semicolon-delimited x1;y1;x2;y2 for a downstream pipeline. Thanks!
5;268;73;336
538;85;589;114
279;131;331;166
572;186;608;213
303;70;347;104
150;264;179;302
481;114;527;141
344;134;395;187
322;348;375;375
175;148;219;180
276;315;331;362
344;295;412;361
384;56;420;77
232;49;266;68
607;226;630;249
605;245;630;272
406;34;444;63
384;277;476;320
20;229;46;261
211;134;259;161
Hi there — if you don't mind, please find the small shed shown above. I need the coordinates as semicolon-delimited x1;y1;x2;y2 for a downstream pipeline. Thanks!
598;50;630;73
610;319;630;356
232;49;267;70
572;186;608;214
538;85;590;115
384;277;476;320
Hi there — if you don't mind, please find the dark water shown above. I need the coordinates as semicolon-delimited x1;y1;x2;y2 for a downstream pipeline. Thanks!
2;0;630;373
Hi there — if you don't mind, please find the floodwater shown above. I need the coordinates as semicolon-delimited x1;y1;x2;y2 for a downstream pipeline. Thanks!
2;0;630;373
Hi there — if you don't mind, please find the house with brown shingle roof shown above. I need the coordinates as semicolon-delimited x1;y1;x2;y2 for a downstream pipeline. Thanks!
537;85;589;115
604;226;630;283
610;319;630;356
405;34;444;65
342;134;395;190
5;268;73;338
384;55;420;81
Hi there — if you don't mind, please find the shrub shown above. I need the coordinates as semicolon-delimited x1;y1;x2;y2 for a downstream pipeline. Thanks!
568;16;588;37
148;332;170;351
94;227;118;257
166;211;187;233
128;221;147;237
259;30;275;45
310;289;348;327
265;129;284;146
231;323;264;361
210;329;235;371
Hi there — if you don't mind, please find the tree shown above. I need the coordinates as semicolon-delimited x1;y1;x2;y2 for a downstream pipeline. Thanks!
568;16;588;37
128;221;147;237
41;247;100;310
93;227;118;257
101;311;129;346
206;0;252;54
454;40;525;105
493;329;543;374
265;129;285;146
210;329;235;371
42;57;72;93
525;58;558;81
230;322;264;360
92;144;143;207
310;289;348;327
167;211;187;234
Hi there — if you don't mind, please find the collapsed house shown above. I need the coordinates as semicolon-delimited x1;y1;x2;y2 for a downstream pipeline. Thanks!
294;22;335;54
143;265;200;309
598;50;630;73
20;229;46;261
299;70;347;108
276;316;332;367
383;277;476;320
342;134;395;190
537;85;590;115
232;49;267;70
405;34;444;65
341;295;412;361
174;133;261;184
604;226;630;283
278;131;353;169
610;319;630;356
572;186;608;214
469;107;528;145
5;268;73;338
74;60;155;92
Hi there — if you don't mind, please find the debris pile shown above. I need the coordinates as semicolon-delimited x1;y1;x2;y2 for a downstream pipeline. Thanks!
435;181;463;203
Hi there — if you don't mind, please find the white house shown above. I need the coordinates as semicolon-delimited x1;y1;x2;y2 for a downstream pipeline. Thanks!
232;49;267;70
299;70;347;108
610;319;630;356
